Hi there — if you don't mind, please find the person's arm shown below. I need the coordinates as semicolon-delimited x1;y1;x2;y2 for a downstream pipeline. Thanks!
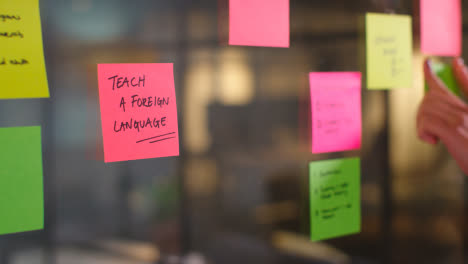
417;58;468;175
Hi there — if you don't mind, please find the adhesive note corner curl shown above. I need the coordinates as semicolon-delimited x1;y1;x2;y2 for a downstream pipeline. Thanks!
366;13;413;89
0;0;49;99
310;157;361;241
229;0;289;48
310;72;362;154
0;126;44;235
421;0;462;56
97;63;180;163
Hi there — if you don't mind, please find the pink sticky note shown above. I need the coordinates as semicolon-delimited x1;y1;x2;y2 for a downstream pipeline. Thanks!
310;72;362;154
421;0;462;56
229;0;289;48
97;63;179;163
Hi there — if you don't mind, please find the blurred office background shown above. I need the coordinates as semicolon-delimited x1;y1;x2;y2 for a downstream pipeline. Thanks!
0;0;466;263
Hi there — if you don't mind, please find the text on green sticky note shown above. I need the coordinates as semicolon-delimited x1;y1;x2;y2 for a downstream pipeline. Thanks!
0;0;49;99
310;157;361;241
366;13;413;89
0;126;44;235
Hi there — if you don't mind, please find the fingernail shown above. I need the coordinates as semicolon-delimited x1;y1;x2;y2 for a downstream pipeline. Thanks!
425;59;433;70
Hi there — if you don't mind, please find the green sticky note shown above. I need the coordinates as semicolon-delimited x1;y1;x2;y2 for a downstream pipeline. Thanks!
425;61;461;97
0;126;44;235
309;157;361;241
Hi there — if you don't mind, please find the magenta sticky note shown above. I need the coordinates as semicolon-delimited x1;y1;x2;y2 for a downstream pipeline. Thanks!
229;0;289;48
97;63;179;163
310;72;362;154
421;0;462;56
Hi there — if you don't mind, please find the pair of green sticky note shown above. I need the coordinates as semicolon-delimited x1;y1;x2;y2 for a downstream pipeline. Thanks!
0;126;44;235
309;157;361;241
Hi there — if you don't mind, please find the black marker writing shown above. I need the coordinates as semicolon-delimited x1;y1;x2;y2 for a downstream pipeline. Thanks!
375;36;395;45
383;48;397;55
113;116;167;133
0;14;21;22
0;58;29;65
0;31;24;38
131;95;169;108
9;59;28;65
136;132;176;143
108;75;146;90
320;169;341;177
149;136;175;144
120;97;126;112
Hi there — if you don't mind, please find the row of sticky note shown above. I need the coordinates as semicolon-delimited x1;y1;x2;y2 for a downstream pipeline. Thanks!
229;0;461;57
0;0;184;236
0;0;45;237
308;73;361;241
0;0;462;99
308;0;461;241
308;3;456;239
0;0;462;240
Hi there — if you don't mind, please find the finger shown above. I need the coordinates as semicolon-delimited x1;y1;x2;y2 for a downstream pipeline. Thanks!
452;57;468;97
424;59;450;93
417;118;439;144
417;90;466;129
419;133;438;145
417;113;440;143
419;100;459;128
427;80;468;112
418;114;453;144
423;93;468;124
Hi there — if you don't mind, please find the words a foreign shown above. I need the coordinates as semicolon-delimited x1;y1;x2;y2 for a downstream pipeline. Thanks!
120;95;170;112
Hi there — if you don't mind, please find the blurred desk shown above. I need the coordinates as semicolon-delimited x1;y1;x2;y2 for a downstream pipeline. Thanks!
272;231;350;264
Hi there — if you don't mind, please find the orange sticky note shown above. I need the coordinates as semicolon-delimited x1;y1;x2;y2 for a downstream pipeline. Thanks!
229;0;289;48
97;63;179;163
421;0;462;56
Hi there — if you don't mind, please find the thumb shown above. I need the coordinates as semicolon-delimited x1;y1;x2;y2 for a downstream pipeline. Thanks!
452;57;468;97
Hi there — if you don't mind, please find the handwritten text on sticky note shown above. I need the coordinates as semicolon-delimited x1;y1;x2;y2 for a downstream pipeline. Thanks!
97;63;179;163
0;0;49;99
421;0;461;56
310;157;361;241
366;13;412;89
229;0;289;48
310;72;361;154
0;126;44;235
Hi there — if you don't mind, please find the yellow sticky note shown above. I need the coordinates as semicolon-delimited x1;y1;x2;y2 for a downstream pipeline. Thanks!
366;13;413;89
0;0;49;99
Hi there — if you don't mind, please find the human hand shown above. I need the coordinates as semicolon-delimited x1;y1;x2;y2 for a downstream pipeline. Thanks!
417;58;468;175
